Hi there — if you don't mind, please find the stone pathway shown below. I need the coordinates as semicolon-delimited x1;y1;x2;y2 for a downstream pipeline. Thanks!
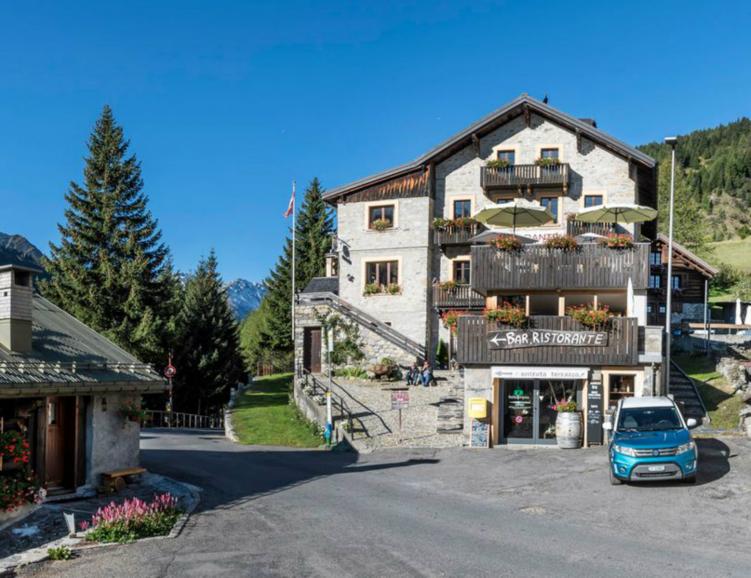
330;372;464;451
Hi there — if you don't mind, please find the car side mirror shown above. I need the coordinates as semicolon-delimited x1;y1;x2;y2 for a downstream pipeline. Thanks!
602;422;612;431
686;418;698;429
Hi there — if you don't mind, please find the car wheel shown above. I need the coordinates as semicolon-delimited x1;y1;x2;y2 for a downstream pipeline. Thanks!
609;468;624;485
682;475;696;484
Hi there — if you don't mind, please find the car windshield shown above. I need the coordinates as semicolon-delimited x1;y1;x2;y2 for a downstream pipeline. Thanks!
617;406;682;432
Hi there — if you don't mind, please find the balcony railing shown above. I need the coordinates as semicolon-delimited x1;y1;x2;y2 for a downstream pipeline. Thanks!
470;243;649;292
566;218;613;237
432;284;485;309
456;315;639;366
481;163;570;190
432;222;486;246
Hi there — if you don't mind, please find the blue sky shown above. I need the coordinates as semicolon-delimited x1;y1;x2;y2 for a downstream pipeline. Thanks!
1;0;749;282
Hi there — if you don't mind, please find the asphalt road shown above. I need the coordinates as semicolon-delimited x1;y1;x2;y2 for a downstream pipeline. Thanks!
18;430;751;577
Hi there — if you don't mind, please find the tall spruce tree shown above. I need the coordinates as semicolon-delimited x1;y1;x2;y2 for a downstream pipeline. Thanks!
242;178;333;372
42;106;172;362
172;251;245;413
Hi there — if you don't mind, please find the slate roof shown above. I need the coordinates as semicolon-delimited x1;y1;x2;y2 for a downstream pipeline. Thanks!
0;294;166;396
324;93;656;202
302;276;339;295
655;234;719;278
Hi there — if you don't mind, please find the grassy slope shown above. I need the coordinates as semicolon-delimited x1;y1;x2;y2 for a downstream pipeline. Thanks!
673;354;742;431
708;238;751;274
231;373;322;447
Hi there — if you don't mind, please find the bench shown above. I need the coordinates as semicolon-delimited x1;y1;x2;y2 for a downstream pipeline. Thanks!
101;466;146;493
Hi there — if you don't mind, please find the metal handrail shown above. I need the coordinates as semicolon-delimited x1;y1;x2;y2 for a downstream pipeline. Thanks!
142;409;224;430
300;370;355;435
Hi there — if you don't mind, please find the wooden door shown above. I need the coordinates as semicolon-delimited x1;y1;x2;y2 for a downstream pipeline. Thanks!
303;328;322;373
45;397;76;490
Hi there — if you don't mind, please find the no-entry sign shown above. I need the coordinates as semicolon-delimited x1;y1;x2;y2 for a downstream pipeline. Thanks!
391;389;410;410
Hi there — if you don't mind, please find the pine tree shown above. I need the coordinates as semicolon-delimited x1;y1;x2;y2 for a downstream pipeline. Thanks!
41;106;172;362
172;251;245;414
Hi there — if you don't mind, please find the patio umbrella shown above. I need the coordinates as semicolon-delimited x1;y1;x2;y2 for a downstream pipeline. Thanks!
473;199;553;235
469;229;537;245
574;203;657;231
736;298;743;326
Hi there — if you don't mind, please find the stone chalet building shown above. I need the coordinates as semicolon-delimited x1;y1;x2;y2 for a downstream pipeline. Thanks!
295;94;689;446
0;261;165;495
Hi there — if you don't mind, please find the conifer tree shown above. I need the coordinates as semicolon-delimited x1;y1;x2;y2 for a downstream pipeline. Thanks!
172;251;245;413
41;106;172;362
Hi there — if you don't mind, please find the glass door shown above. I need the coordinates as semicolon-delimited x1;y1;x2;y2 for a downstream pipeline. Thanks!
503;380;534;441
538;380;577;442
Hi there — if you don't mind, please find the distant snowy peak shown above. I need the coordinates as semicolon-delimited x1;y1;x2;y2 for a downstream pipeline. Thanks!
226;278;265;320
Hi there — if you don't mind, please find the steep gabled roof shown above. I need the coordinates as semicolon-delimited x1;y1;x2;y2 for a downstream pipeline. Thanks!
324;94;656;202
655;233;719;278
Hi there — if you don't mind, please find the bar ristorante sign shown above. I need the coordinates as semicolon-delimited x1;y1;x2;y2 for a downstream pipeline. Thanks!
487;328;609;349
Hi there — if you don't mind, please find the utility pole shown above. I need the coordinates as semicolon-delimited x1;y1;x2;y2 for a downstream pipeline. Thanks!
664;136;678;394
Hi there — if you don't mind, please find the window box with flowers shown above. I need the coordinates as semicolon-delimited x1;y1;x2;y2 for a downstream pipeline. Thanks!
543;235;578;252
601;233;634;250
437;280;458;292
486;158;510;170
566;304;614;329
370;218;392;232
535;157;561;168
485;302;527;328
363;283;401;296
492;235;523;252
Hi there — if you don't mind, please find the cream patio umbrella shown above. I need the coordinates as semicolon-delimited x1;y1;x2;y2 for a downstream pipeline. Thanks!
574;203;657;231
473;199;553;235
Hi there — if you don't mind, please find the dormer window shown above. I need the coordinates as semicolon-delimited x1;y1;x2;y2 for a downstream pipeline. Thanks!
368;204;395;230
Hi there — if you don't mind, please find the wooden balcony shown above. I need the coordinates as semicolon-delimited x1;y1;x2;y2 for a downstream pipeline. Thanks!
432;284;485;309
566;218;612;237
432;222;486;246
470;243;649;292
481;163;570;191
456;315;639;366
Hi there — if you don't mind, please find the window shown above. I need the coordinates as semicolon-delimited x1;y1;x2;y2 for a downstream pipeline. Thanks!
453;199;472;219
649;274;661;289
497;150;515;165
650;251;662;266
659;304;666;314
671;275;682;290
609;374;635;408
583;194;604;208
540;148;559;160
540;197;559;224
453;261;471;285
368;205;395;229
14;271;31;287
647;304;653;314
366;260;399;287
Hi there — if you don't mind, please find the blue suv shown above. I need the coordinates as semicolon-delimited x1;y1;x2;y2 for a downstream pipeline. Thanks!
604;396;698;485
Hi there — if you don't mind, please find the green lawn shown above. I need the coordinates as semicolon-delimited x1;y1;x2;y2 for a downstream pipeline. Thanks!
231;373;323;447
673;354;743;431
708;238;751;274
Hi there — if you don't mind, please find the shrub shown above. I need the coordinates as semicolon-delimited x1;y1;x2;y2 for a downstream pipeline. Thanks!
485;302;527;328
486;159;510;169
333;366;368;379
47;546;73;561
601;234;634;249
436;338;448;368
566;304;613;328
0;470;45;512
83;493;182;544
0;430;31;465
492;235;523;252
371;218;392;231
379;357;396;367
543;235;578;251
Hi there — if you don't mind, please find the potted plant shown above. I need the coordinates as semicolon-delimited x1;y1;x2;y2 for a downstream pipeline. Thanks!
441;310;465;333
364;282;381;296
566;304;613;329
438;280;457;292
601;233;634;250
486;158;510;169
543;235;578;251
371;218;392;231
452;217;476;228
386;283;401;295
492;235;523;252
553;400;582;449
121;400;147;423
485;302;527;328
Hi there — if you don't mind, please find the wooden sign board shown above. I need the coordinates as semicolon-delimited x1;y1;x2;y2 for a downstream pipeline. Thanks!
470;418;490;448
586;380;603;445
488;329;608;350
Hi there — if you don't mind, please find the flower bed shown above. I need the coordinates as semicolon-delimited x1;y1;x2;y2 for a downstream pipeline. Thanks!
485;302;527;328
82;493;182;544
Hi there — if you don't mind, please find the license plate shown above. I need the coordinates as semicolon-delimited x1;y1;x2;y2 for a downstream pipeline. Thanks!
647;465;665;472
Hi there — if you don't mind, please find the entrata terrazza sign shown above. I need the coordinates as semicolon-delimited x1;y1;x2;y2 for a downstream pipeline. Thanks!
488;329;609;349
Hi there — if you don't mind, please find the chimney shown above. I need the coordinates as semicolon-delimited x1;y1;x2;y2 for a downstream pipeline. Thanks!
0;265;36;353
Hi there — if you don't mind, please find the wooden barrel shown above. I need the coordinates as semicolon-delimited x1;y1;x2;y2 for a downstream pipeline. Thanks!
556;411;582;449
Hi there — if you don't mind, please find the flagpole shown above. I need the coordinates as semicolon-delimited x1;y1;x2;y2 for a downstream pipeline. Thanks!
291;180;297;374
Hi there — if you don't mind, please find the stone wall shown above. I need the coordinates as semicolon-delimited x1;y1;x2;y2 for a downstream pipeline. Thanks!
86;393;141;486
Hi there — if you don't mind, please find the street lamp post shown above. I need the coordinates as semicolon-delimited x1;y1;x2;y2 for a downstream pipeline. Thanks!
664;136;678;394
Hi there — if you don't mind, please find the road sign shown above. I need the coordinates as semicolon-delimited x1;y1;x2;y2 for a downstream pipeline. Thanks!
164;363;177;379
390;389;410;410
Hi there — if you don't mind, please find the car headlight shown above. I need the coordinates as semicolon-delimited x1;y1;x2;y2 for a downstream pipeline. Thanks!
677;441;696;455
612;444;638;457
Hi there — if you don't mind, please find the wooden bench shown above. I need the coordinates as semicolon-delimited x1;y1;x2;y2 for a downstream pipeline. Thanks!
101;466;146;493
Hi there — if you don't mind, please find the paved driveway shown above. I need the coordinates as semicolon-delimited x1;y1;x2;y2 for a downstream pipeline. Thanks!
18;431;751;577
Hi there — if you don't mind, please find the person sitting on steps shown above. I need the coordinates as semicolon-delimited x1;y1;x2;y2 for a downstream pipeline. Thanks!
421;360;435;387
406;361;420;386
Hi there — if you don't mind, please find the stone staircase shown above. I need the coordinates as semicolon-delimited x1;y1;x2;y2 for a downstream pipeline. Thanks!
436;370;465;434
670;361;709;425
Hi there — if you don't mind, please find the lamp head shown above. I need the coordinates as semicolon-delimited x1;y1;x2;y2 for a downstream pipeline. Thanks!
664;136;678;147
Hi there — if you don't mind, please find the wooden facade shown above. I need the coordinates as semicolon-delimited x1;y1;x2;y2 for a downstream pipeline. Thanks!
456;315;639;366
335;168;429;205
471;243;650;293
432;284;485;309
480;163;570;192
432;221;486;246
